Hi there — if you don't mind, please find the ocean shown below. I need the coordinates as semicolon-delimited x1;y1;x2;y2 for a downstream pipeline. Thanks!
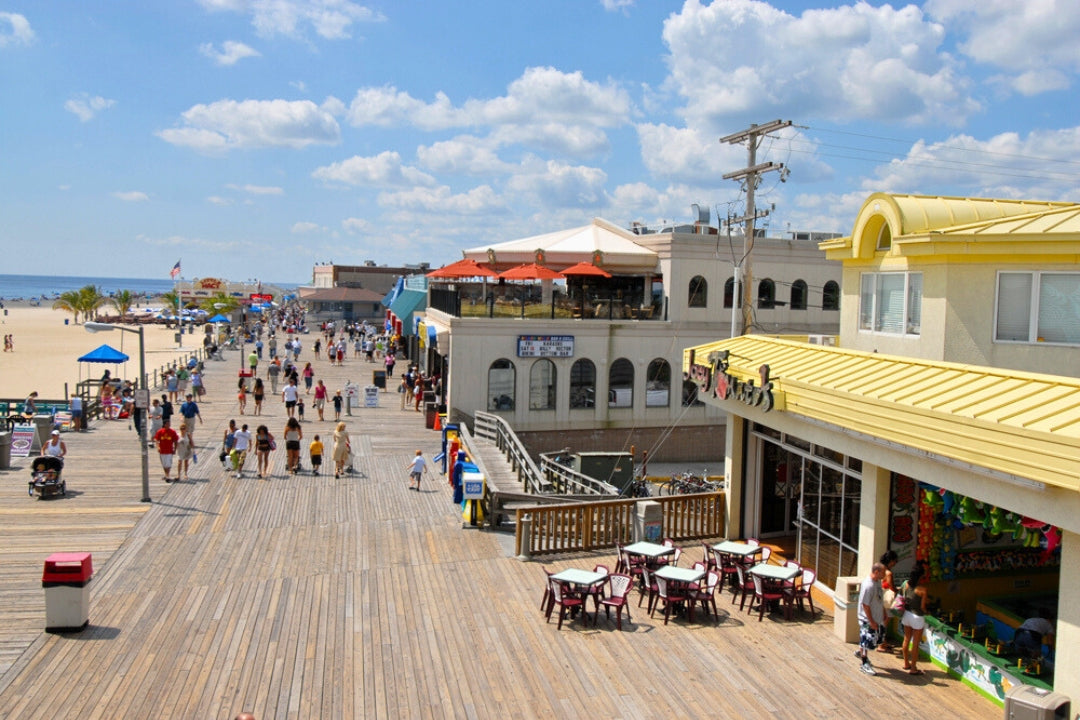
0;274;297;301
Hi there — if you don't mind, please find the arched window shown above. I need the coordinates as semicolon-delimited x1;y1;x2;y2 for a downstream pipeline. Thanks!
724;277;735;309
608;358;634;408
757;278;776;309
688;275;707;308
646;358;671;407
823;281;840;311
570;359;596;409
790;279;808;310
528;359;556;410
487;358;515;411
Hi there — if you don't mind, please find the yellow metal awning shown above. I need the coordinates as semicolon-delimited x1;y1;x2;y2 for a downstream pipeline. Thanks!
684;336;1080;492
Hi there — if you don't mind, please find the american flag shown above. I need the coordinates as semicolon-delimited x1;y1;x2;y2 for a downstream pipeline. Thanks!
170;261;181;279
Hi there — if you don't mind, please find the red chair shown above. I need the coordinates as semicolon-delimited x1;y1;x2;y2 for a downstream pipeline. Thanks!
653;575;695;625
600;573;634;630
702;542;717;572
638;567;659;614
540;568;555;615
792;568;819;616
731;564;755;610
547;579;587;629
712;549;739;592
759;546;773;564
586;564;610;615
748;574;792;621
692;570;721;622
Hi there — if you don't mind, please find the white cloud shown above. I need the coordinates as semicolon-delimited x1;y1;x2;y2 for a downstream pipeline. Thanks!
291;221;326;233
65;95;116;122
636;123;744;183
341;217;369;233
198;0;385;40
377;185;504;215
157;98;341;152
506;160;609;209
312;151;436;187
416;137;512;175
225;183;285;195
926;0;1080;95
113;191;149;202
207;196;233;206
346;87;464;129
199;40;261;66
601;0;634;11
0;12;34;48
662;0;977;128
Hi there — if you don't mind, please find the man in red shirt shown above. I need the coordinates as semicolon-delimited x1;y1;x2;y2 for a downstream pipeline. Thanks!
154;418;180;482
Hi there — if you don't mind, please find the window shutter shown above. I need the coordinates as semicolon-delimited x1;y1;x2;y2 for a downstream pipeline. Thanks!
996;273;1032;341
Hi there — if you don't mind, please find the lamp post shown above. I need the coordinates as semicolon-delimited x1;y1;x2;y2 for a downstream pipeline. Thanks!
85;322;151;503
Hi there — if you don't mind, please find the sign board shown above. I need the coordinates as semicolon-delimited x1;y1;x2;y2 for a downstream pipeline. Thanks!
517;335;574;358
462;471;485;500
363;385;379;408
249;293;273;302
11;424;35;458
343;383;359;400
135;389;150;410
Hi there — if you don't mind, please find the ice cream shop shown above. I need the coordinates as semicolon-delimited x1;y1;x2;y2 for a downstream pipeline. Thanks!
684;193;1080;706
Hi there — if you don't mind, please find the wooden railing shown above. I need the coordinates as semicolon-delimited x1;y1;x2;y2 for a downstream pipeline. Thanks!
473;411;552;494
538;453;619;495
514;492;725;557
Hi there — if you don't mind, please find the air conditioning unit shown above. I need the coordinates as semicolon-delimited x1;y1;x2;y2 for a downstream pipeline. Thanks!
807;334;836;346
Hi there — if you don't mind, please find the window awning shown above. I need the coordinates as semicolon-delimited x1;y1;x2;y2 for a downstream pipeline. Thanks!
387;289;426;334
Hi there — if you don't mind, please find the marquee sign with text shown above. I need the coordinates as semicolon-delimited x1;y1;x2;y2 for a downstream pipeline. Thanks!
688;350;783;412
517;335;574;358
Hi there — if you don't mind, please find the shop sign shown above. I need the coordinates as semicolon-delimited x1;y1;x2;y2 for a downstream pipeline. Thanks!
689;350;782;412
517;335;574;358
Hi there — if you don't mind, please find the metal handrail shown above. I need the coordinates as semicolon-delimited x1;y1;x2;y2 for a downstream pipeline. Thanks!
538;453;619;495
473;411;551;494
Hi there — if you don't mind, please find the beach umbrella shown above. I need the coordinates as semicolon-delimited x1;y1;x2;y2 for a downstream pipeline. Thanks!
426;258;499;280
559;261;611;278
78;344;129;363
208;313;231;323
498;263;565;281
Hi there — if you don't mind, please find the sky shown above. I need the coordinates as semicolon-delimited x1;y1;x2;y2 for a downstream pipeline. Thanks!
4;0;1080;285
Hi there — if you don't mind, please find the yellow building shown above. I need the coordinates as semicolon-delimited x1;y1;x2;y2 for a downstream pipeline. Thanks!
686;194;1080;705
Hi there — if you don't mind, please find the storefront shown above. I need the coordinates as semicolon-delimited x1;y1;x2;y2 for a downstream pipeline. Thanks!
684;335;1078;704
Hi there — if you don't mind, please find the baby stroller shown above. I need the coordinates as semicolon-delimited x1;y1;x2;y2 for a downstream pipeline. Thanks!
29;455;66;499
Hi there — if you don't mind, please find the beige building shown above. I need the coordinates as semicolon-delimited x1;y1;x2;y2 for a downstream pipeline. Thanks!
311;262;429;296
686;193;1079;705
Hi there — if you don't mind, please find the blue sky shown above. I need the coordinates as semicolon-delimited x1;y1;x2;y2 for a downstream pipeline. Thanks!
4;0;1080;285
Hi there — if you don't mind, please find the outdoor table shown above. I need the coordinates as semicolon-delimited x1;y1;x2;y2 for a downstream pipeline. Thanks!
654;565;705;585
713;540;764;563
550;568;607;624
624;541;675;565
749;563;799;582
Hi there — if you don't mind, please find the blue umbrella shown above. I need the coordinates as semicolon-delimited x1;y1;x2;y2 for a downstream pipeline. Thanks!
208;313;231;323
78;344;129;363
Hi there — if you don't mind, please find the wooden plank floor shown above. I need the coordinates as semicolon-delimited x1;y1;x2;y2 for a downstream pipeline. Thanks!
0;347;997;719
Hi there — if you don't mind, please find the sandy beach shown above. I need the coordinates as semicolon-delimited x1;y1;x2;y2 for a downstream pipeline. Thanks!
0;305;205;400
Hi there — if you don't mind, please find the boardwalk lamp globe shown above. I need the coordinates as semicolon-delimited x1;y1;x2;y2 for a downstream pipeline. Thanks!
85;321;152;503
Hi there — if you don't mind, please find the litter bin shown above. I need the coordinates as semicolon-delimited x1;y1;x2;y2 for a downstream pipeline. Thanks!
32;414;55;453
42;552;93;632
1003;685;1070;720
425;402;438;429
833;576;862;643
633;499;662;542
372;370;386;390
0;431;11;470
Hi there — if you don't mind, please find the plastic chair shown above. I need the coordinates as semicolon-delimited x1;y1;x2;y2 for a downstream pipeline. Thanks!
638;567;659;614
712;549;739;592
653;575;695;625
692;570;721;622
587;564;610;614
748;574;792;621
792;568;819;615
759;546;773;564
731;564;754;610
547;579;587;630
540;568;555;615
670;547;683;567
702;542;717;572
600;574;634;630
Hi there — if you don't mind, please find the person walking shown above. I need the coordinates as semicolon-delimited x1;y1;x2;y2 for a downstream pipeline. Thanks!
406;449;426;491
232;423;251;479
166;370;179;403
282;377;299;418
303;362;314;394
42;429;66;459
283;417;302;474
332;390;343;421
179;393;203;450
220;419;237;468
267;357;281;393
309;434;323;476
900;561;930;675
384;350;396;377
175;422;194;481
332;422;350;479
252;377;265;416
399;375;410;411
314;380;327;421
248;349;258;377
191;368;205;398
237;378;248;415
160;394;173;427
148;397;163;446
254;424;273;479
856;563;887;675
154;418;179;482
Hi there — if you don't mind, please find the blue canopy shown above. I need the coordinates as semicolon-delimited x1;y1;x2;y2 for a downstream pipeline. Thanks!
78;344;129;363
208;313;231;323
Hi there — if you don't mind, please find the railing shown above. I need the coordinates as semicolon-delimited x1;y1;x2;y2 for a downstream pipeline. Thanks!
473;411;551;494
538;453;619;495
429;286;664;321
514;492;726;557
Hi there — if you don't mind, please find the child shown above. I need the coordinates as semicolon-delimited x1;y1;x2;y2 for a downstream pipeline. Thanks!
332;390;343;420
296;396;305;422
309;434;324;476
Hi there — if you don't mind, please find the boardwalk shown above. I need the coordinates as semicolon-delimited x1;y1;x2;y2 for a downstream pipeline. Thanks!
0;344;996;719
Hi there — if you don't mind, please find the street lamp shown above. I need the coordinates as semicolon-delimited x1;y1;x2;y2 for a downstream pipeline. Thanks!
85;322;151;503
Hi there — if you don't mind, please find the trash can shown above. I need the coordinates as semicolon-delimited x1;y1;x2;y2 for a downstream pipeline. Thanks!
0;431;11;470
42;552;93;632
1003;685;1070;720
633;499;662;542
425;402;438;429
833;576;862;643
32;414;55;453
372;370;386;390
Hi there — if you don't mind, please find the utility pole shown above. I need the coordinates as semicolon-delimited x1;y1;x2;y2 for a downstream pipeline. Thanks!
720;119;791;336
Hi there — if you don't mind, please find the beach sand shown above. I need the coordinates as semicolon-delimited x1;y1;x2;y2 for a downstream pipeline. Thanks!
0;305;208;400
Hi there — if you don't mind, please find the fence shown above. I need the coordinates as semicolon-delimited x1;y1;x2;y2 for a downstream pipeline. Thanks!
473;411;551;494
514;491;725;557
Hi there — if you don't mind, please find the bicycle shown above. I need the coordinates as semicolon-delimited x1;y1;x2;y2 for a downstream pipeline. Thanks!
618;476;651;498
658;469;721;496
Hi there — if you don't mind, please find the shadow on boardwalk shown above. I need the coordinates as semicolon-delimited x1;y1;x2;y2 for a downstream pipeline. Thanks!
0;345;995;718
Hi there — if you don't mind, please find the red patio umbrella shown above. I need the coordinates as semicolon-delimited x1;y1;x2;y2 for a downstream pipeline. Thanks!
426;258;499;280
498;263;565;281
559;261;611;278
